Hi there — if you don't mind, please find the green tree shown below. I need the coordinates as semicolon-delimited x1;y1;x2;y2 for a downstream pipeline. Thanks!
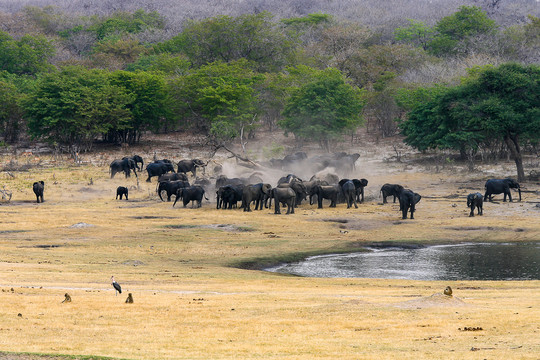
24;66;133;151
428;6;497;56
125;54;191;75
168;60;263;144
394;19;435;50
279;68;364;151
108;70;170;143
0;78;24;142
400;63;540;181
156;12;295;72
0;32;55;75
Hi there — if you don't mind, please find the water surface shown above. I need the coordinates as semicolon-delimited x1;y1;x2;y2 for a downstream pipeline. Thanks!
267;242;540;280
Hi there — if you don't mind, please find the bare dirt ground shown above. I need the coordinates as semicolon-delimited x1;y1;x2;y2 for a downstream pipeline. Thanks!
0;130;538;359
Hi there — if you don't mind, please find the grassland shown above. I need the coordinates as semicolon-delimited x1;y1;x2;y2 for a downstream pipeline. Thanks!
0;152;538;360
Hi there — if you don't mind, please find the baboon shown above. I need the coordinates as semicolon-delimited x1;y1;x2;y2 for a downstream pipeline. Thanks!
125;293;133;303
62;293;72;303
444;286;453;296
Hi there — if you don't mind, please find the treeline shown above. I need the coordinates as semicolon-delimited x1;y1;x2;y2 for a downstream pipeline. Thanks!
0;5;538;164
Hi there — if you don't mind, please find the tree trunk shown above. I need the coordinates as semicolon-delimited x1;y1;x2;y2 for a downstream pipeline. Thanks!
504;134;525;182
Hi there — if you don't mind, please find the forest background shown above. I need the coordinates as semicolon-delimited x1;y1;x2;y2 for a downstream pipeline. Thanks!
0;0;539;179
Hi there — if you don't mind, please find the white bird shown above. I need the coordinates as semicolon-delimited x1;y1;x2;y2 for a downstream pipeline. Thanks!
111;276;122;296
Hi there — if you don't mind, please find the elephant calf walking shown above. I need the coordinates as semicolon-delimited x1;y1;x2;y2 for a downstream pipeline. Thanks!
116;186;128;200
467;193;483;217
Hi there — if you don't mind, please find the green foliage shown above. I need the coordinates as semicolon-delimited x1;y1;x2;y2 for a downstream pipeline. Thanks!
281;13;332;27
156;12;296;72
0;32;54;75
88;10;165;41
428;6;497;56
125;54;191;75
168;59;263;142
401;63;540;180
279;68;364;149
0;77;25;142
24;66;133;150
91;37;149;69
394;19;435;50
23;66;169;148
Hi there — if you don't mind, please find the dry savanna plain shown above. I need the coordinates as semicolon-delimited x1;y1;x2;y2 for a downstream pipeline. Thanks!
0;135;538;360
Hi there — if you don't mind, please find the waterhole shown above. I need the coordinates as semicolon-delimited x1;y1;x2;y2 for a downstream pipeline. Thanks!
266;242;539;280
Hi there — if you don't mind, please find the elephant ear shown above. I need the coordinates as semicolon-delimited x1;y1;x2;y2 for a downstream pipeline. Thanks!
338;179;348;187
361;178;368;186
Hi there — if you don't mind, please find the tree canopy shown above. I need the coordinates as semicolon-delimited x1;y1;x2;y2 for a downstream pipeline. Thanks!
401;63;540;181
280;67;364;150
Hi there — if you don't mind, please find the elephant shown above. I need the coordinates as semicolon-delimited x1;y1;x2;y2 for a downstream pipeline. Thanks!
467;192;483;217
122;155;144;171
218;184;244;209
157;180;190;201
215;175;247;189
340;180;358;209
399;189;421;219
110;158;137;179
310;172;339;185
270;187;296;214
146;162;175;182
193;177;211;191
32;181;44;203
157;173;188;183
116;186;128;200
173;186;208;208
242;183;272;212
277;180;307;207
484;178;521;202
303;179;329;205
281;152;307;170
339;178;368;203
277;174;302;185
177;159;207;177
380;184;404;204
312;185;340;209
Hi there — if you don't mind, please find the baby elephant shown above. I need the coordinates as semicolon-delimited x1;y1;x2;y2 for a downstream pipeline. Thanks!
467;192;483;217
32;181;44;203
116;186;129;200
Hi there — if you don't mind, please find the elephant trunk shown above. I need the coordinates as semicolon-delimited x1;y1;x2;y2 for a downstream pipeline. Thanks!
518;187;522;201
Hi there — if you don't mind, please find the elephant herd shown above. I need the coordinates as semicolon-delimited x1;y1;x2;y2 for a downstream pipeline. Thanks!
105;154;524;218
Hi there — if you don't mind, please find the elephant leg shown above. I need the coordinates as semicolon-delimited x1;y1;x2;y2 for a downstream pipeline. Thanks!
479;205;483;215
402;204;408;219
469;206;474;217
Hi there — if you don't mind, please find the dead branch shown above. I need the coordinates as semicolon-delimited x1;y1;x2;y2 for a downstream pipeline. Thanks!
0;186;12;201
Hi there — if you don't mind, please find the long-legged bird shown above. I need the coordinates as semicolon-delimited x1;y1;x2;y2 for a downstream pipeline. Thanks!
111;276;122;295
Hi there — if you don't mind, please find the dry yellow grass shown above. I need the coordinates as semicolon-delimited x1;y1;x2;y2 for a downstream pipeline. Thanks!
0;156;538;359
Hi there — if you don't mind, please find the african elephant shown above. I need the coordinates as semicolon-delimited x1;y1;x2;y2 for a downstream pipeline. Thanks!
339;178;368;203
277;180;307;207
219;184;244;209
215;175;247;189
32;181;44;203
157;180;190;201
177;159;207;177
242;183;272;212
399;189;421;219
157;173;188;183
146;162;175;182
380;184;404;204
122;155;144;171
313;185;340;209
110;158;136;179
484;178;521;202
303;179;328;205
173;186;208;208
467;193;483;217
270;187;296;214
340;180;358;209
277;174;302;185
116;186;128;200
